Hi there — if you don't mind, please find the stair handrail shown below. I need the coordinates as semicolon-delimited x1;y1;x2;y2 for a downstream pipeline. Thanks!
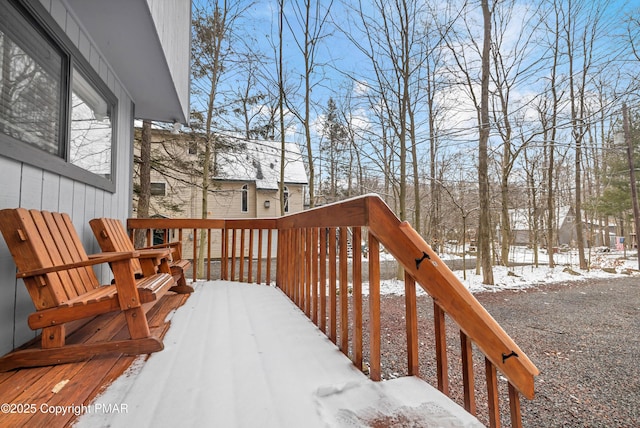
276;194;539;399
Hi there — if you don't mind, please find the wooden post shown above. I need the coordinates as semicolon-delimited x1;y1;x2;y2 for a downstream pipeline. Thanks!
311;228;319;325
339;227;349;354
434;302;449;394
509;383;522;428
368;232;381;381
352;227;363;369
207;229;212;280
319;228;327;333
239;229;245;282
248;229;254;283
257;229;263;284
329;227;337;344
461;331;476;414
266;229;272;285
404;272;419;376
305;228;312;316
486;357;501;428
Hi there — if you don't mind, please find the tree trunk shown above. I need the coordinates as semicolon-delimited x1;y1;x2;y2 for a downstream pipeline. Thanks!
135;120;152;248
478;0;494;285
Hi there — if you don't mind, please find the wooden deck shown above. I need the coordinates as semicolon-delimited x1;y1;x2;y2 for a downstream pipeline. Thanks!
0;291;190;427
74;281;483;427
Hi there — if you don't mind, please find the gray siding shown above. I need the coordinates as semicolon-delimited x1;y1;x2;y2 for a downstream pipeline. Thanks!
0;0;134;354
147;0;191;122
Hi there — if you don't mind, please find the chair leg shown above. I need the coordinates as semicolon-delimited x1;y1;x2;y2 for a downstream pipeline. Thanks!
170;267;194;294
123;307;151;339
41;325;65;348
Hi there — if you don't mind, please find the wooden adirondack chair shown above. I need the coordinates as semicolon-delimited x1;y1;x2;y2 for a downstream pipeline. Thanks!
0;208;177;371
89;217;194;294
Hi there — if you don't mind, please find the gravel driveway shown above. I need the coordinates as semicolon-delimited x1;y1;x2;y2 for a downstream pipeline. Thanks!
372;276;640;427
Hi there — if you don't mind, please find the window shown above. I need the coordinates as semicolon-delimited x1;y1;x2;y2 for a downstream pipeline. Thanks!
283;186;289;213
0;1;116;190
0;2;63;156
150;182;166;196
69;69;112;178
241;184;248;212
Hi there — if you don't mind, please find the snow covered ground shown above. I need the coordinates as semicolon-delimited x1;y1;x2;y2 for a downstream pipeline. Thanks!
371;247;640;296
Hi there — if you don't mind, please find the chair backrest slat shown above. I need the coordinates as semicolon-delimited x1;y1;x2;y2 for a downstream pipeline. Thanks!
90;218;142;275
56;212;94;295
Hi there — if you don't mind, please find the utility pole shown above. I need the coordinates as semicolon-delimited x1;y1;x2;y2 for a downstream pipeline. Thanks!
623;103;640;269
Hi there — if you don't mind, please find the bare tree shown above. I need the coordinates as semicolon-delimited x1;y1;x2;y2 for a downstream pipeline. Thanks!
282;0;333;208
345;0;431;230
477;0;494;284
134;120;152;248
490;1;546;266
191;0;249;275
441;0;495;283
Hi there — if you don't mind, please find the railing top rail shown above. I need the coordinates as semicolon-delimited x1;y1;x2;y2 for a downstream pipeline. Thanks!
128;218;227;229
127;218;278;230
276;195;371;229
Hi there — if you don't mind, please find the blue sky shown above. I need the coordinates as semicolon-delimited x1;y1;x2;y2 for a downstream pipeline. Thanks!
190;0;640;187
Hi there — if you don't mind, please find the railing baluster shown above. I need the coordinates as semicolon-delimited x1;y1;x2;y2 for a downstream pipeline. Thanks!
280;229;287;294
404;272;419;376
248;229;254;283
192;228;197;281
296;228;303;309
207;229;212;280
368;232;381;381
509;383;522;428
352;227;362;370
257;229;263;284
339;227;349;354
231;229;237;282
221;227;227;281
328;227;337;344
296;228;302;308
486;358;501;428
460;331;476;415
434;302;449;394
290;229;295;298
311;228;319;325
319;228;327;333
305;228;312;317
239;229;245;282
266;229;272;285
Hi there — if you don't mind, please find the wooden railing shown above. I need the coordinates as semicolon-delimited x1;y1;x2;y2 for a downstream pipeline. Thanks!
127;195;538;427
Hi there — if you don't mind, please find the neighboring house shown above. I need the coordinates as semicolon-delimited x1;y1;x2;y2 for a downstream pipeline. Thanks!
0;0;191;355
507;206;618;248
135;129;308;219
134;129;309;257
508;209;533;246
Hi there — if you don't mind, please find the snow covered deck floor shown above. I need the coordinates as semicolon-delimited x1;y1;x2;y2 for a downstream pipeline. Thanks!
77;281;483;427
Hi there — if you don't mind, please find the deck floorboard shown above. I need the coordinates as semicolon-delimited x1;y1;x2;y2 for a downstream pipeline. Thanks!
0;292;189;427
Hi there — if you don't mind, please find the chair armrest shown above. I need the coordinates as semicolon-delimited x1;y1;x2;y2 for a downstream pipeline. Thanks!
136;248;172;259
17;251;140;278
141;242;184;261
141;242;181;250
